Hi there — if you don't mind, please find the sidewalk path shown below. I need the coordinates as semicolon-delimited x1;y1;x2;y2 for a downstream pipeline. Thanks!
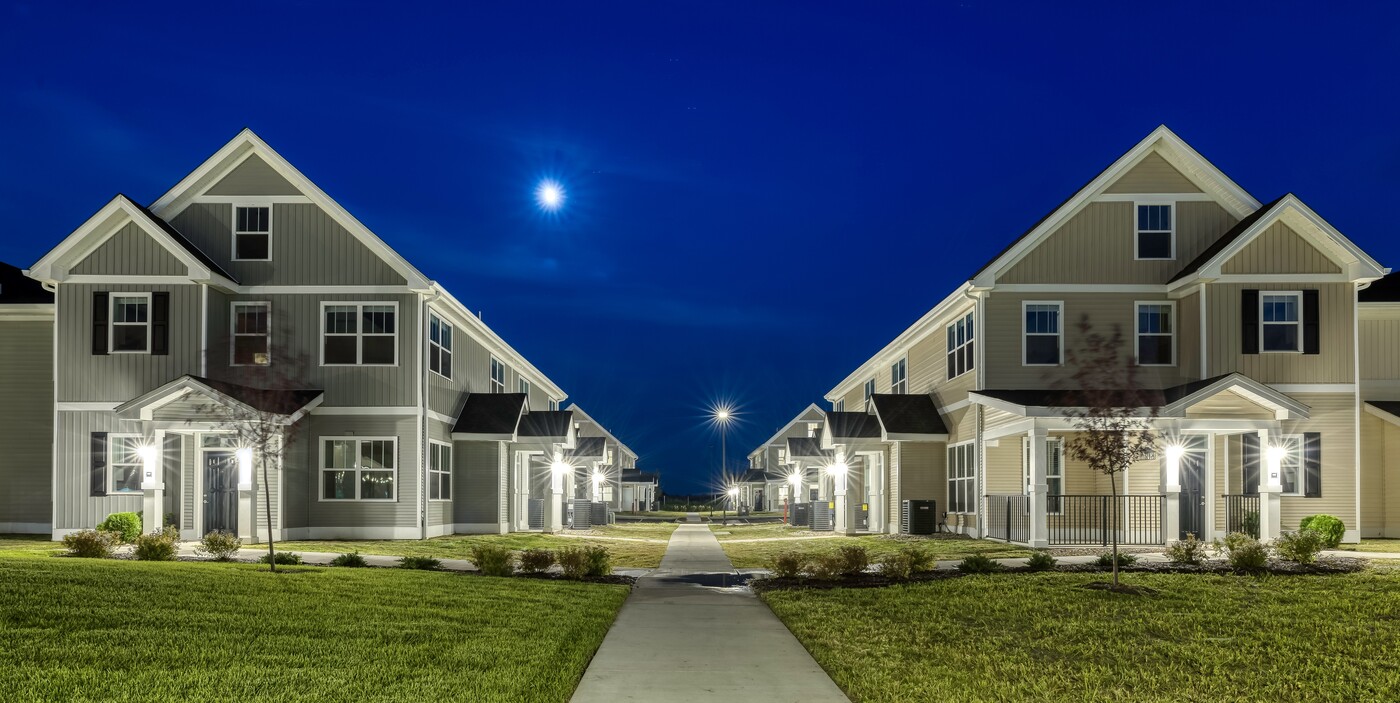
570;524;849;702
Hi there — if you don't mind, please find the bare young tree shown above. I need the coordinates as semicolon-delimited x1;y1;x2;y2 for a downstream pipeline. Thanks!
1061;316;1159;589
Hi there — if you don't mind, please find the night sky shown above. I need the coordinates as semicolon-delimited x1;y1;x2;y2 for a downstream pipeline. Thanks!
3;3;1398;493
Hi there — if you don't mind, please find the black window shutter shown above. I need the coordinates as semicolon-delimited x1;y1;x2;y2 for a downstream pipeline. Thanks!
92;292;109;355
1302;290;1320;355
151;292;170;356
1241;433;1259;496
90;432;108;497
1241;289;1259;355
1303;432;1322;497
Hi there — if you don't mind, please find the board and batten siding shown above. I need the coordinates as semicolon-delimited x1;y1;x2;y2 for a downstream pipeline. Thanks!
0;319;54;529
53;411;147;530
1176;290;1202;379
998;201;1237;285
1102;152;1203;194
1358;311;1400;380
1221;222;1342;275
56;283;202;402
71;222;187;276
426;304;498;417
170;202;406;287
205;154;302;196
299;414;420;531
1206;283;1354;384
455;440;506;529
1357;414;1400;537
426;419;454;528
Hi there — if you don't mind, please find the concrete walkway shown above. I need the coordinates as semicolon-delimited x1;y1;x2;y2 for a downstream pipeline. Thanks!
571;524;849;702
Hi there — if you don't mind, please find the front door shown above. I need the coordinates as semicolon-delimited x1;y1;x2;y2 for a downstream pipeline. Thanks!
1179;436;1208;539
203;450;239;535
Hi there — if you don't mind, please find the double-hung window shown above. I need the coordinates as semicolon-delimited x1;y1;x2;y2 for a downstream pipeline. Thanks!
1135;203;1173;260
233;205;271;261
863;378;875;410
1135;302;1174;366
1022;437;1064;513
109;434;144;494
322;302;397;365
321;437;396;501
947;442;977;514
518;377;531;396
111;294;151;353
548;398;559;411
890;358;908;394
1261;292;1302;352
490;357;507;393
1023;302;1062;365
947;312;974;379
428;312;453;379
428;441;452;501
1277;435;1304;495
231;302;271;366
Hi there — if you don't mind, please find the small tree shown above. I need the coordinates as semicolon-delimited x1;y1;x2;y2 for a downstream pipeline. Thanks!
1061;317;1159;589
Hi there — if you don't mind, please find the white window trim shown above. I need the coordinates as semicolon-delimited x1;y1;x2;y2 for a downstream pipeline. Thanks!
229;301;271;367
1022;300;1064;367
947;312;975;380
428;439;453;502
947;440;977;515
1260;291;1304;354
548;398;559;411
1021;436;1065;514
890;357;908;395
863;378;875;410
518;377;531;396
428;311;453;380
231;204;273;262
318;436;398;502
1133;201;1175;261
109;292;152;355
489;356;507;393
319;301;399;367
1134;301;1176;367
108;433;145;494
1279;433;1305;497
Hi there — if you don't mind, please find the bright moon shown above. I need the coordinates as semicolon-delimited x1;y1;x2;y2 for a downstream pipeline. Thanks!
536;179;565;211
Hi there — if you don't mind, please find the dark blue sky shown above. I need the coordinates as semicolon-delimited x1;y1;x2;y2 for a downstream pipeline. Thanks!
3;2;1398;493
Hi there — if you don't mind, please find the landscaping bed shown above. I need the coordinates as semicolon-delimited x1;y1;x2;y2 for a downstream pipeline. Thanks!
276;523;676;568
713;528;1030;568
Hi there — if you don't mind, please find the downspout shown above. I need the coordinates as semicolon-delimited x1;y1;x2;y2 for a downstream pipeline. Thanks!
200;284;208;377
46;281;58;538
419;288;442;539
1354;281;1362;542
963;285;984;538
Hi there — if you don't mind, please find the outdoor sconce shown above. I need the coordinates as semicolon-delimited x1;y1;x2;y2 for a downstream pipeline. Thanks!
139;444;159;489
236;447;253;490
552;460;572;475
1164;444;1185;487
1266;444;1286;484
826;462;848;478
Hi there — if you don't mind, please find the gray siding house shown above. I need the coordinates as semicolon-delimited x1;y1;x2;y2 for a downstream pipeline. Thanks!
19;129;603;541
0;262;54;534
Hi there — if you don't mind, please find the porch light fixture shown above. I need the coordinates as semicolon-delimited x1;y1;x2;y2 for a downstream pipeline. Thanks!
1266;444;1286;483
552;460;572;475
236;447;253;489
787;472;803;487
1164;444;1185;486
826;462;848;478
592;470;605;485
138;444;159;487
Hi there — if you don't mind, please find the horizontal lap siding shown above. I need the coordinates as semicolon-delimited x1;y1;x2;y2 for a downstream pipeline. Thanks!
1281;394;1356;530
301;415;419;529
57;283;202;402
1185;392;1276;419
1360;414;1385;536
0;320;53;526
1222;223;1341;275
455;440;504;526
1207;283;1354;383
983;436;1022;494
71;223;186;276
898;441;944;505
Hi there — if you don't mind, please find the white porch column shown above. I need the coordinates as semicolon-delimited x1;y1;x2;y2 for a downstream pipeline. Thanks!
1258;428;1283;541
140;431;166;533
867;452;885;534
832;453;850;534
236;446;255;541
546;454;567;533
1027;426;1049;548
1161;436;1183;543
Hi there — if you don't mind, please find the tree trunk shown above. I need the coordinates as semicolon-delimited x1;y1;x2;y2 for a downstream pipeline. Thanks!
1110;470;1119;588
263;453;276;573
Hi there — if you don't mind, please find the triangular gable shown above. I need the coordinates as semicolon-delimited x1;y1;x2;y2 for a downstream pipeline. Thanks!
750;403;825;458
115;374;323;423
1221;221;1341;275
206;154;302;196
973;125;1261;286
566;403;637;461
148;129;430;289
1161;373;1308;420
1103;152;1202;194
71;221;187;276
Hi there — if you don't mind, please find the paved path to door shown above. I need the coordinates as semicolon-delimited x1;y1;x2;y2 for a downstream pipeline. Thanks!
570;523;849;702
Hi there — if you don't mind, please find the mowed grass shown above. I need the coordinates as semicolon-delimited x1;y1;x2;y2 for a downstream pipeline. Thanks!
0;552;628;702
1338;538;1400;553
763;572;1400;702
278;523;678;568
709;524;1031;568
0;534;64;556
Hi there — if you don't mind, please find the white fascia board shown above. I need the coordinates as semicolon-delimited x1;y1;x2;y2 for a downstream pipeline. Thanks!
1161;375;1310;420
430;285;566;401
1191;196;1388;283
452;432;518;442
752;403;826;454
967;392;1029;417
564;404;635;459
1364;403;1400;427
825;283;974;401
27;196;220;285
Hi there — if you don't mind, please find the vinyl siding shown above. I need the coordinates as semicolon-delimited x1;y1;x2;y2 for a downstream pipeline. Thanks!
1103;152;1203;194
205;154;302;196
0;319;53;527
1221;222;1342;275
454;440;505;526
898;441;944;512
1358;313;1400;380
907;306;978;406
299;414;420;530
426;419;453;527
998;201;1237;285
283;429;309;530
426;304;532;418
1184;391;1277;420
1280;394;1357;530
170;202;406;287
1177;290;1202;378
53;411;147;529
1359;413;1388;537
1206;283;1354;384
71;222;186;276
56;283;203;402
983;435;1022;494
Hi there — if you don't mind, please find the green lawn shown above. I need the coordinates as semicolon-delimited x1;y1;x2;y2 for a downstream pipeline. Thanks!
278;523;678;568
0;534;64;556
0;552;628;702
763;572;1400;702
709;525;1031;568
1338;538;1400;553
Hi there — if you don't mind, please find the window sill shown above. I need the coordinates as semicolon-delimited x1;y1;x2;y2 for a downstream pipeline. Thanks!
232;258;273;262
428;498;453;503
430;369;453;382
317;498;399;503
1260;350;1303;355
1138;363;1176;367
1022;362;1061;367
320;363;400;367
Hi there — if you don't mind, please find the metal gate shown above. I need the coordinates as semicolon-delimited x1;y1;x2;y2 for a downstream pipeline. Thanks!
203;451;239;535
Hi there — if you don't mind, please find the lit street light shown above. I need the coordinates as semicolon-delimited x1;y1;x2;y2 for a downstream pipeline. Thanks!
536;179;565;212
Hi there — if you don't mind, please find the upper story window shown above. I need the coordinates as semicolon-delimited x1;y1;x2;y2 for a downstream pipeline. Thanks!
1023;302;1063;366
322;302;396;366
428;312;453;379
490;356;506;393
548;398;559;411
1135;203;1173;260
863;378;875;410
1261;292;1302;352
1135;302;1174;366
231;302;271;366
890;358;908;394
518;377;531;396
233;206;271;261
833;399;845;412
111;294;151;353
947;312;975;379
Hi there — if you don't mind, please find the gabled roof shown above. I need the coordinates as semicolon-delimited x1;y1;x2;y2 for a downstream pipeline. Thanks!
787;437;833;461
115;374;323;422
565;403;637;460
452;393;528;440
1359;271;1400;303
739;468;784;483
517;410;575;443
970;373;1308;420
869;394;949;441
748;403;826;458
620;469;659;484
565;436;606;460
1169;196;1285;283
823;411;883;443
0;261;53;304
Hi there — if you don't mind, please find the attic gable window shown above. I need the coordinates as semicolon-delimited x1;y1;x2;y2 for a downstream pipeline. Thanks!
233;205;271;261
1135;204;1174;260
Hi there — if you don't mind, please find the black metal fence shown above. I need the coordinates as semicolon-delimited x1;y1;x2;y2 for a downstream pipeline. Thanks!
983;494;1164;546
983;495;1029;543
1223;494;1261;538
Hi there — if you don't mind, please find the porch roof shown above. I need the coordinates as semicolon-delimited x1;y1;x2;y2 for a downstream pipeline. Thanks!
739;468;783;483
451;392;528;440
114;374;323;422
787;436;833;461
620;469;658;484
971;373;1308;420
824;411;882;441
516;410;575;444
565;436;606;460
1364;401;1400;425
869;393;949;441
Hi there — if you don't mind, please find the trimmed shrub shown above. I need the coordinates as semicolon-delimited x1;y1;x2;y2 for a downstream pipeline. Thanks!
330;552;369;568
583;546;612;577
956;554;1003;574
1026;550;1057;572
808;553;848;580
259;551;303;565
1215;532;1269;572
398;555;441;571
1165;533;1209;566
904;546;934;574
1300;515;1345;549
1275;529;1326;565
470;545;515;577
519;549;555;574
98;512;142;543
834;545;869;576
557;547;589;579
62;529;119;558
196;530;242;561
767;551;808;579
133;527;180;561
876;551;914;580
1095;551;1138;568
